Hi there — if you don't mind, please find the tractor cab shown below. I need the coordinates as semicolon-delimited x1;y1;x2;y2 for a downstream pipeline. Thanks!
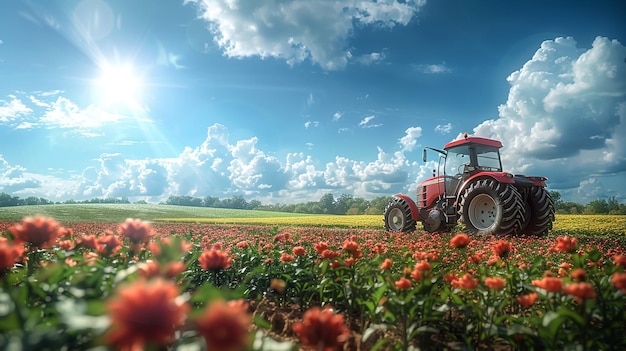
442;137;503;196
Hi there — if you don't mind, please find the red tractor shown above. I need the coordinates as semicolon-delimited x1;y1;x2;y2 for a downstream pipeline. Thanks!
384;134;555;235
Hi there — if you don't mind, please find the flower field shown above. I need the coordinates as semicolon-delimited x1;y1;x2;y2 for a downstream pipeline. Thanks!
1;215;626;350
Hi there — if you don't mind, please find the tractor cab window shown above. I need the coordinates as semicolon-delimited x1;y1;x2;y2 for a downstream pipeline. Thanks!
475;145;502;171
444;145;470;194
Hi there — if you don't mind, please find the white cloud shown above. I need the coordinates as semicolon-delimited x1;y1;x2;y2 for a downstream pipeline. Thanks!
415;63;451;74
472;36;626;197
0;96;32;123
355;51;386;65
304;121;319;129
186;0;426;70
399;126;422;152
332;112;343;121
0;155;40;193
435;123;452;134
358;115;382;128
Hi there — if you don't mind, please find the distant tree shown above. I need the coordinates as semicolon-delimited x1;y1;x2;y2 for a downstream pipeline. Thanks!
319;193;336;214
134;200;148;204
584;199;609;214
248;199;262;210
0;192;19;207
203;196;221;208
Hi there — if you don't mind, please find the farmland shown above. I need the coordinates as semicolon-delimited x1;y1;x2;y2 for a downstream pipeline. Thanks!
1;205;625;350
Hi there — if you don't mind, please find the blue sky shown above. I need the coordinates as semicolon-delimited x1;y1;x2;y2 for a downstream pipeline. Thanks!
1;0;625;205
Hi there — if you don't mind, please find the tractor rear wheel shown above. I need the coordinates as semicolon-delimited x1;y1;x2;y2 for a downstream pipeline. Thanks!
520;186;555;236
384;197;416;232
459;179;525;235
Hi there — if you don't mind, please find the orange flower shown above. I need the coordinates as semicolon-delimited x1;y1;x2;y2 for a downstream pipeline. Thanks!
293;307;349;351
314;242;329;254
97;231;122;256
0;240;24;272
570;268;587;281
199;249;232;271
380;258;393;270
410;269;422;281
613;254;626;267
395;277;412;290
563;282;596;303
195;299;251;351
236;241;249;249
611;272;626;293
451;273;478;290
117;218;155;244
293;246;307;257
106;279;189;350
492;240;512;258
414;260;432;272
321;249;340;260
516;292;538;308
280;252;294;263
554;236;578;253
137;261;161;279
484;277;506;290
532;276;563;293
164;262;186;278
78;234;100;251
450;233;470;248
342;239;362;259
9;216;65;249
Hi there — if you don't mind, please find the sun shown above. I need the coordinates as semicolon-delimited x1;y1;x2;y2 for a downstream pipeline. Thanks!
94;63;144;109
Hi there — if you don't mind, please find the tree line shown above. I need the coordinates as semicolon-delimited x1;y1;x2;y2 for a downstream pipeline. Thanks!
0;191;624;215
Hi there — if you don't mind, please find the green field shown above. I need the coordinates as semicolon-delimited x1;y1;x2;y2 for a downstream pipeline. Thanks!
0;203;319;223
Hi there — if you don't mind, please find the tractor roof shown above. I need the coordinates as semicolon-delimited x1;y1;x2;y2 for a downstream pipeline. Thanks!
444;136;503;150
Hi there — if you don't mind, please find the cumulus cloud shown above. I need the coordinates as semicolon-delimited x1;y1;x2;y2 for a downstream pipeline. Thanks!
472;36;626;199
0;155;40;193
1;92;145;136
26;121;436;204
304;121;319;129
186;0;425;70
399;126;423;151
332;112;343;121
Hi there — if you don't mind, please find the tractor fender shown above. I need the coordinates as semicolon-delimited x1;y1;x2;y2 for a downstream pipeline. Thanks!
393;194;421;221
455;172;515;202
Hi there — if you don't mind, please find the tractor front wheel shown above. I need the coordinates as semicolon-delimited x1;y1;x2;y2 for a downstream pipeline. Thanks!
384;197;417;232
459;179;525;235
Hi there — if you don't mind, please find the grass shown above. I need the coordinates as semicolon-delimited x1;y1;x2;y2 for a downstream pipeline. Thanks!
0;203;320;223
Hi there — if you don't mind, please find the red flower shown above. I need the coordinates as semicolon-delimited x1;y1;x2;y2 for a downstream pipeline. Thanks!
554;236;578;253
117;218;155;244
516;292;538;308
563;282;596;303
293;246;307;257
78;234;100;251
199;249;232;271
613;254;626;267
570;268;587;281
195;299;251;351
450;233;470;248
9;216;65;249
321;249;340;260
314;242;329;254
97;231;122;256
414;260;432;272
280;252;294;263
293;307;349;351
484;277;506;290
0;239;24;272
106;279;189;350
395;277;412;290
380;258;392;270
236;241;249;249
532;276;563;293
342;239;362;258
410;269;422;281
492;240;512;258
611;272;626;293
451;273;478;290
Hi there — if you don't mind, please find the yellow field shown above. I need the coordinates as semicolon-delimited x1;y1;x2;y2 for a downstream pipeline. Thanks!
156;214;626;233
